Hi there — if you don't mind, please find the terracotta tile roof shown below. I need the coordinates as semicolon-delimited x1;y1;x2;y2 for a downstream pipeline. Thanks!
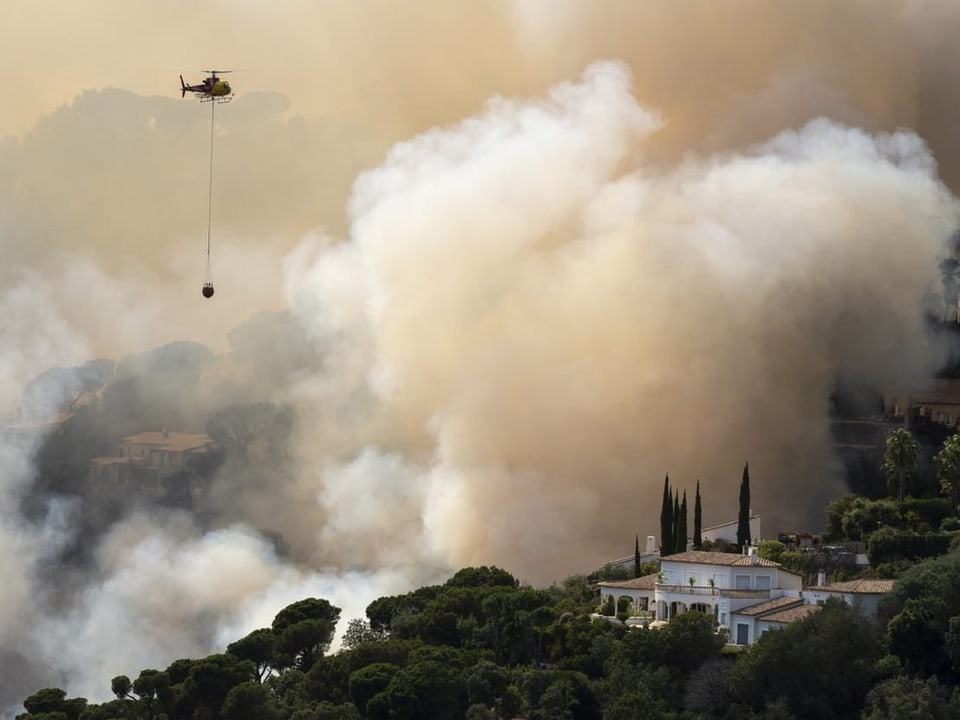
90;456;131;465
663;551;781;568
761;604;822;624
808;579;895;594
122;431;214;453
596;573;659;591
735;596;804;617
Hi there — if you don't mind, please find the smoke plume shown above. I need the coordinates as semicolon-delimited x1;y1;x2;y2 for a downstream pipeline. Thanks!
285;61;957;580
2;0;960;711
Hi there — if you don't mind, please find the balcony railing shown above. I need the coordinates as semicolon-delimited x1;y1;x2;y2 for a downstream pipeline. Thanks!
656;584;771;599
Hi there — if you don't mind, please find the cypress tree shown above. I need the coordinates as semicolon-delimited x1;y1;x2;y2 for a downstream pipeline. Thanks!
634;534;641;578
672;491;681;554
693;480;703;550
660;475;673;556
737;462;751;552
677;490;688;554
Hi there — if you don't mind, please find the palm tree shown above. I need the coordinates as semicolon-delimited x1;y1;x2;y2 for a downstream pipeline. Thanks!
883;428;919;502
936;433;960;517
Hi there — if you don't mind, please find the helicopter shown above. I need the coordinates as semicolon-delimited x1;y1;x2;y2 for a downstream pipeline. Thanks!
180;70;233;103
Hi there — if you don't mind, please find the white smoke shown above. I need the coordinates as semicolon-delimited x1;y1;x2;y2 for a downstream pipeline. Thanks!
1;55;959;711
287;61;958;580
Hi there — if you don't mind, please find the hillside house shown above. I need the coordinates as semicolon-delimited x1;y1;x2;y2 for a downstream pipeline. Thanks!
803;576;895;616
601;536;660;575
884;379;960;429
119;431;215;473
89;430;216;492
596;547;891;645
701;514;761;546
729;596;820;645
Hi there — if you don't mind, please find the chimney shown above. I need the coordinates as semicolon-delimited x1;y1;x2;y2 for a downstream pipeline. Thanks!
817;571;826;587
750;547;758;565
162;427;169;438
646;536;656;555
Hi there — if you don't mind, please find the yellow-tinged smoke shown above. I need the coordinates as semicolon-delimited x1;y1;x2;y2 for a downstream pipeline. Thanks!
2;0;960;705
285;62;958;582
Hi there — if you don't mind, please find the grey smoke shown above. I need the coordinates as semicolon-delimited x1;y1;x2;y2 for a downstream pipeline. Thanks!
1;1;960;710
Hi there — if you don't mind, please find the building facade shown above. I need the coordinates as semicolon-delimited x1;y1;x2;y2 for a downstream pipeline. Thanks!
596;548;891;645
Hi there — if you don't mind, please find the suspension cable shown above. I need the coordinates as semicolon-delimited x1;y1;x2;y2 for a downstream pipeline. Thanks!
206;99;215;276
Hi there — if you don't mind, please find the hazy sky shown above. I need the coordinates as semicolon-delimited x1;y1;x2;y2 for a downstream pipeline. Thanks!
2;0;960;709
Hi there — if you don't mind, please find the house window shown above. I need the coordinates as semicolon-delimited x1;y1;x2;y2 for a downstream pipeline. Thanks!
736;623;749;645
756;575;771;591
735;575;751;590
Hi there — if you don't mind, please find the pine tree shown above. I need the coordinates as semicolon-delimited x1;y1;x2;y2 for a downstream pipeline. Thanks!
737;462;752;552
634;534;641;578
693;480;703;550
677;490;688;554
672;491;681;554
660;475;673;556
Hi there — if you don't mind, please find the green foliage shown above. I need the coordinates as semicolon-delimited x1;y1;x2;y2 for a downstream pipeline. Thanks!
348;663;399;712
221;681;283;720
883;428;920;502
591;564;631;582
381;656;466;719
824;494;903;542
728;599;881;719
272;598;342;672
109;676;131;699
862;675;960;720
757;539;787;563
517;669;602;720
289;701;360;720
608;610;723;681
682;656;734;716
464;659;510;710
634;535;641;578
445;566;517;588
181;654;258;719
660;475;673;557
738;462;751;551
901;497;955;528
677;491;688;554
227;627;280;681
19;689;87;720
548;574;601;615
694;480;703;550
22;558;958;720
937;432;960;515
880;542;960;679
340;618;387;650
867;527;955;566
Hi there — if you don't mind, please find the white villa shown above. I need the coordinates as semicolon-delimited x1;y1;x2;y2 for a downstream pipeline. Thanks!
596;547;894;646
701;514;762;546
